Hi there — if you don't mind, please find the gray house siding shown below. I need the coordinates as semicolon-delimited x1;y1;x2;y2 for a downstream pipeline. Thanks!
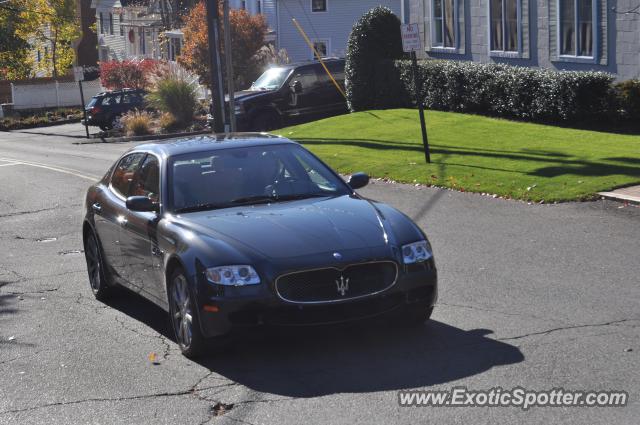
410;0;640;80
277;0;402;61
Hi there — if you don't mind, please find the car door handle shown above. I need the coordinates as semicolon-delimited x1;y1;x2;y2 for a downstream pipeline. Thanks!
92;202;102;212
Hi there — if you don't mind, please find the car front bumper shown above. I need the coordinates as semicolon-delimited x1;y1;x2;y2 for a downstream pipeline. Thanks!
195;264;438;338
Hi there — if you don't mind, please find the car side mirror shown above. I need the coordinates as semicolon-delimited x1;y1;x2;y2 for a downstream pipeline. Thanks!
291;80;303;94
126;196;159;212
347;172;369;190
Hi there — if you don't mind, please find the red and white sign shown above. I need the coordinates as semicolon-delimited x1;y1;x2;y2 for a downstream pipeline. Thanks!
401;23;422;52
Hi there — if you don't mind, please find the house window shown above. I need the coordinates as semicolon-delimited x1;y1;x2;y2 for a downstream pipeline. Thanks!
109;13;114;35
257;0;262;14
37;50;41;62
99;12;104;34
432;0;456;48
240;0;246;10
311;0;327;12
559;0;593;57
120;22;124;37
312;40;328;58
490;0;519;52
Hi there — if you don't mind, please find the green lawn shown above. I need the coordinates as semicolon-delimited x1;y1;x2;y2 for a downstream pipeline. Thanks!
275;109;640;202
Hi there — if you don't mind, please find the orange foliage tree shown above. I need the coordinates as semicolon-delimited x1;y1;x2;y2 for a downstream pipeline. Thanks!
179;2;267;89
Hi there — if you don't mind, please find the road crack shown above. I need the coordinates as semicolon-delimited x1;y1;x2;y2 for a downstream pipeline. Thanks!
497;318;640;341
0;383;238;416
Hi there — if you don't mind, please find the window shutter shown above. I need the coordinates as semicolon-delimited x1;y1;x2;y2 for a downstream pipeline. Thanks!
598;0;607;65
548;0;558;60
521;0;530;58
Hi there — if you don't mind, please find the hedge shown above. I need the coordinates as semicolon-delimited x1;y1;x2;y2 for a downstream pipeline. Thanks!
345;7;405;111
362;59;619;124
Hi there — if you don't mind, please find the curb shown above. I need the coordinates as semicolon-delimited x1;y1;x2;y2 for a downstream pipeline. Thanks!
2;118;82;132
75;129;213;144
598;191;640;205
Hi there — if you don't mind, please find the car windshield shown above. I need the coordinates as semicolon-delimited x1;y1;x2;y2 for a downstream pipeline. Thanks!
170;144;350;213
250;67;291;91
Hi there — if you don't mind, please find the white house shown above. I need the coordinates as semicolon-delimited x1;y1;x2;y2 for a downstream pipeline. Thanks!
234;0;405;61
91;0;180;62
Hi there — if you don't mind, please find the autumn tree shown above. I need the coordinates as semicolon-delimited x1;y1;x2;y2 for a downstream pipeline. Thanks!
0;1;33;79
14;0;80;78
179;2;268;89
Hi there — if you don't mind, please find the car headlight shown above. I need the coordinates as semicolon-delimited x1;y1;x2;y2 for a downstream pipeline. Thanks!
402;240;432;264
205;265;260;286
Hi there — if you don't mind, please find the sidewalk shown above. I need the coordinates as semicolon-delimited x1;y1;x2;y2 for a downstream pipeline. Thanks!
599;185;640;204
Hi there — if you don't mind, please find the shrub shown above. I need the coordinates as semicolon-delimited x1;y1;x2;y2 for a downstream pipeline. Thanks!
345;7;406;111
614;79;640;121
159;112;180;133
99;59;160;90
147;63;199;127
390;59;616;124
121;110;152;136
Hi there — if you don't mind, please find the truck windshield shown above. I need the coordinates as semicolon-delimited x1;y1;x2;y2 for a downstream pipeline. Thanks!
250;67;291;91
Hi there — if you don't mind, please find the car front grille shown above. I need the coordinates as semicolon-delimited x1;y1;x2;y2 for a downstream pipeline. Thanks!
275;261;398;304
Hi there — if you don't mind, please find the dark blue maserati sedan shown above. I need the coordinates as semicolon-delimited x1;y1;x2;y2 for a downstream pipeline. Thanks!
82;134;437;357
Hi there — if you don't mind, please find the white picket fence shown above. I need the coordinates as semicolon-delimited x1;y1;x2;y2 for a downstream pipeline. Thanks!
10;80;104;110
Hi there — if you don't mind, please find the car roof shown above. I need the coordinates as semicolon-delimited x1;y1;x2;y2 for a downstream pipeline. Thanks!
279;58;344;70
131;133;297;158
93;88;146;97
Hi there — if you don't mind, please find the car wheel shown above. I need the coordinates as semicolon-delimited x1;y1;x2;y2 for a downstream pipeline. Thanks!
169;269;205;358
252;111;280;132
394;303;434;326
84;231;112;301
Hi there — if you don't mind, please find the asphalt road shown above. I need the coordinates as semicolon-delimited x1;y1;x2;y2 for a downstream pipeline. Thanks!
0;123;638;424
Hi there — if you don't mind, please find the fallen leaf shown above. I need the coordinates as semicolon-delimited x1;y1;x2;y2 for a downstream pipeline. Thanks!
8;336;16;341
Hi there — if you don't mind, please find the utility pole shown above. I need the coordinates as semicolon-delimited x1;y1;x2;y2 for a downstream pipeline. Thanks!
205;0;226;133
222;0;236;132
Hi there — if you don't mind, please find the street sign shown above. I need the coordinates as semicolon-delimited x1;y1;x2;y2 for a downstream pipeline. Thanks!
73;66;84;82
401;23;422;52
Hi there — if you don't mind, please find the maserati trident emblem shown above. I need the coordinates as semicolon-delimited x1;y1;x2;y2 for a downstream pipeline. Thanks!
335;275;349;296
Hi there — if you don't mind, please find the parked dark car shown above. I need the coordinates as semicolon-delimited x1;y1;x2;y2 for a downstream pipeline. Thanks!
84;88;146;131
82;134;437;357
212;58;347;131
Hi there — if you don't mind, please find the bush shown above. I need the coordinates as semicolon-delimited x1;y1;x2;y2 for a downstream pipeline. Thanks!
159;112;180;133
99;59;160;90
147;64;198;127
388;59;616;124
614;79;640;121
345;7;406;111
121;110;152;136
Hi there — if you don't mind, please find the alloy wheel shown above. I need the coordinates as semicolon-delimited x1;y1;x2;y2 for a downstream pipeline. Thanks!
171;274;193;349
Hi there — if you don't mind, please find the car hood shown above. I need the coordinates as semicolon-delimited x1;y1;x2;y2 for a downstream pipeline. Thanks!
177;195;392;260
226;89;275;103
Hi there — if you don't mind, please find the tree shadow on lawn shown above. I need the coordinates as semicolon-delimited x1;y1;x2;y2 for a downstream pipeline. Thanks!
105;289;524;397
298;138;640;178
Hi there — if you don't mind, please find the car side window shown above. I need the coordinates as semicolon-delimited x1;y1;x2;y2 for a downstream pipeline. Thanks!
110;153;146;198
130;155;160;202
122;93;143;104
102;94;121;106
292;67;320;92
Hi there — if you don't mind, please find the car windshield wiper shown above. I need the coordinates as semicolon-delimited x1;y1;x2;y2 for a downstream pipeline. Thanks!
174;203;226;213
229;195;277;205
229;193;332;206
